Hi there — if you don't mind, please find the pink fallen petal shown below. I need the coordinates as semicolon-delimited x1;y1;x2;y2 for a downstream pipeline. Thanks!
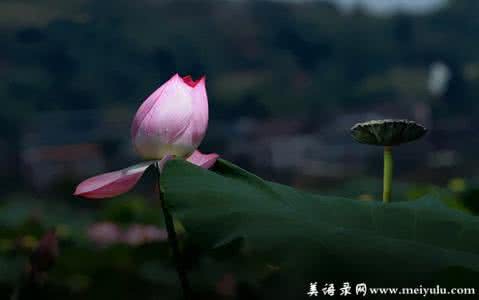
187;150;219;169
87;222;122;247
73;161;154;199
141;225;168;242
122;224;146;246
122;224;168;246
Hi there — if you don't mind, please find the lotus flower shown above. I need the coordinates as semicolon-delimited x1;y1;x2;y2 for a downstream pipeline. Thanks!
74;74;219;199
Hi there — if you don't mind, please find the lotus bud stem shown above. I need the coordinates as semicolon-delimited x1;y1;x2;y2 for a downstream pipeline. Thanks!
155;162;192;300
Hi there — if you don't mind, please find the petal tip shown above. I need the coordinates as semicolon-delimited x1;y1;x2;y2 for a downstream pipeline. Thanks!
73;184;86;197
182;75;196;87
196;76;206;87
169;73;182;83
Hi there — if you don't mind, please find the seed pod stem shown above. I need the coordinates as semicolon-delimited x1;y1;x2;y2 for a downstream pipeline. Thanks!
383;146;393;203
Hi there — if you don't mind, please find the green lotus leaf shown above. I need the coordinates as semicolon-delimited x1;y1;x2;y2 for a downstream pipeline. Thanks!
351;119;427;146
161;159;479;287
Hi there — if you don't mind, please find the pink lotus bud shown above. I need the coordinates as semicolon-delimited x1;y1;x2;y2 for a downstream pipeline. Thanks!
131;74;208;159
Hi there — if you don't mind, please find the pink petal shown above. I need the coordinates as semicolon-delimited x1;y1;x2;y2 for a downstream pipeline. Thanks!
73;161;154;199
187;150;219;169
131;75;171;139
174;76;208;147
145;74;193;143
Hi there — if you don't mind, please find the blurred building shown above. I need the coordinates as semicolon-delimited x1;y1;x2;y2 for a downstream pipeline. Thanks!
21;110;133;189
226;114;381;181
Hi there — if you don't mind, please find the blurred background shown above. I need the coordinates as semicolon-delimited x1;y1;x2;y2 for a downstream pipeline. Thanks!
1;0;479;298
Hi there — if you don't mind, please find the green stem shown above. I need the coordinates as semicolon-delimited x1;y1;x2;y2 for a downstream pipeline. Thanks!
155;163;192;300
383;146;393;203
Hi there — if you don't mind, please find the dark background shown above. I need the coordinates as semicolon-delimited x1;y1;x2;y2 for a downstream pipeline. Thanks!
1;0;479;298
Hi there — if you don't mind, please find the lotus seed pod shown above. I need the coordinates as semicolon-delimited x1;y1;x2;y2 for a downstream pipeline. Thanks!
350;119;427;146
